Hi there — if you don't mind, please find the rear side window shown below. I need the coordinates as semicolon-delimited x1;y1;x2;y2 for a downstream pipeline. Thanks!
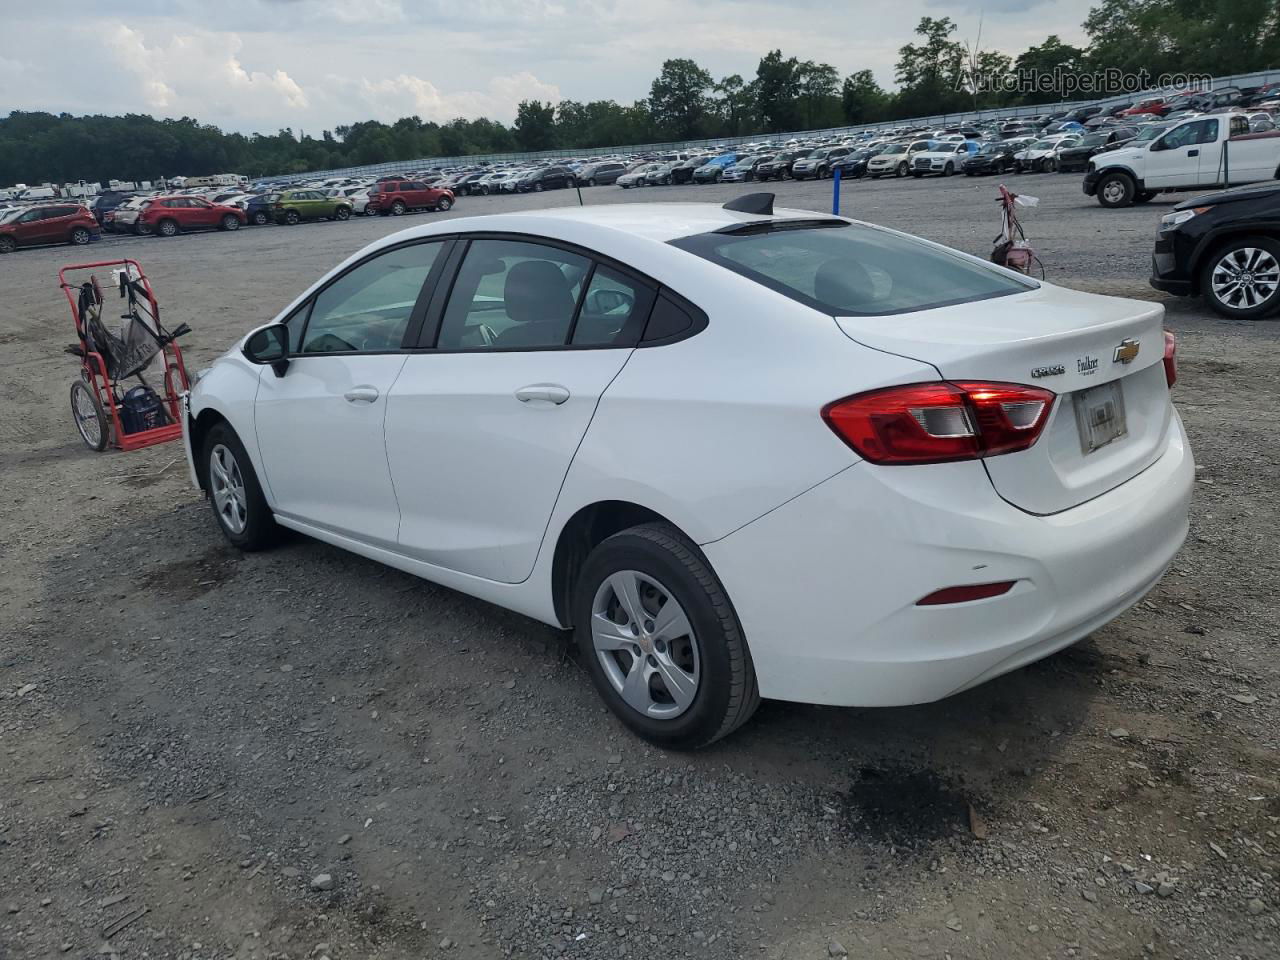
670;222;1035;317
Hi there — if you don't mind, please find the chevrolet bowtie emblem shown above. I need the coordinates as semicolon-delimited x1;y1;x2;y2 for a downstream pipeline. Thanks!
1113;339;1140;364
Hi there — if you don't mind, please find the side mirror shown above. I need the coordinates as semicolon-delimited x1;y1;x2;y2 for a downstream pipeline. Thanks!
244;323;290;377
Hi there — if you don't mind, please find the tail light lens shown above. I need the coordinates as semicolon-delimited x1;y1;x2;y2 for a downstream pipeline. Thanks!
823;381;1056;465
1163;329;1177;388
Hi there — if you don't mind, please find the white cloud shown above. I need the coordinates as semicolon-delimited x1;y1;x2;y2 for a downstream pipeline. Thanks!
348;71;561;123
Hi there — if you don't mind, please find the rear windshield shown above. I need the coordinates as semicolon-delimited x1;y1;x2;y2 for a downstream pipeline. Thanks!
670;222;1035;316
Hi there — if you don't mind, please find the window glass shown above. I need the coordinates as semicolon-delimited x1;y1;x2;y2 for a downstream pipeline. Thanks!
572;266;655;346
436;239;589;350
300;241;443;354
642;294;697;342
670;222;1034;317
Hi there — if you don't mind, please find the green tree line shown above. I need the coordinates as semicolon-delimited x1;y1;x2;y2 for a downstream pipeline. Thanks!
3;0;1278;186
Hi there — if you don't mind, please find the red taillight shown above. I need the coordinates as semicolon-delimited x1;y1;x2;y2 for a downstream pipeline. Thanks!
1162;329;1177;388
822;381;1055;465
917;581;1017;605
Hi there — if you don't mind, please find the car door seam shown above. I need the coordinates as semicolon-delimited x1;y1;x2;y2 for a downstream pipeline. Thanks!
514;347;639;585
381;354;413;544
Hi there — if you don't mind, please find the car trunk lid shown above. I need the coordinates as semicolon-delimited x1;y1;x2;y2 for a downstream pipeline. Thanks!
835;284;1172;514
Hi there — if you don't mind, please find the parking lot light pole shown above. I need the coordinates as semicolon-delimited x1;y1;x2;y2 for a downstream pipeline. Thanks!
832;167;842;216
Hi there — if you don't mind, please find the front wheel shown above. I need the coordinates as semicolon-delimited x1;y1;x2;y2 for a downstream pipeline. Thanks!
534;182;543;192
896;162;908;177
391;200;407;216
587;178;597;186
435;196;452;211
943;162;954;177
70;379;109;451
202;424;278;550
284;210;300;225
70;226;92;245
1201;236;1280;320
1043;158;1057;173
221;214;240;230
252;211;269;225
0;235;15;254
573;523;760;749
1096;171;1135;208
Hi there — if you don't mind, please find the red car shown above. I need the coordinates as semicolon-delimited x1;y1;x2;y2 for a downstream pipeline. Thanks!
136;195;247;237
364;179;454;216
0;203;99;253
1121;97;1170;118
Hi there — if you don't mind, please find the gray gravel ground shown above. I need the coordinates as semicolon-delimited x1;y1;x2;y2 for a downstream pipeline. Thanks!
1;171;1277;960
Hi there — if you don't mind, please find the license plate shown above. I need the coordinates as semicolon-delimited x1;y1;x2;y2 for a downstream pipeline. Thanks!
1073;380;1127;454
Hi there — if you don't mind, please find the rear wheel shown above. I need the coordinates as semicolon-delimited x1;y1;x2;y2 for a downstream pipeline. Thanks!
573;523;760;748
1201;236;1280;320
157;218;179;237
391;200;407;216
70;380;109;451
70;226;92;245
284;210;300;225
220;214;240;230
0;235;15;254
202;423;278;550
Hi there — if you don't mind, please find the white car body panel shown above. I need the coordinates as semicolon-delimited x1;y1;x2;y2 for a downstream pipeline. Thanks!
183;203;1194;711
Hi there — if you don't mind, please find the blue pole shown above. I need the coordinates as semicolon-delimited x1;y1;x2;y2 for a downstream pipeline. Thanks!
832;167;841;215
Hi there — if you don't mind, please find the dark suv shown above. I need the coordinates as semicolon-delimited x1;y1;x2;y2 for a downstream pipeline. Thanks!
576;161;628;186
517;166;575;192
670;157;710;184
0;203;99;252
1151;182;1280;320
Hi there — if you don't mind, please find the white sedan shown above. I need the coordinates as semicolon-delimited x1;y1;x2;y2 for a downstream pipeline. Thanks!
182;198;1193;748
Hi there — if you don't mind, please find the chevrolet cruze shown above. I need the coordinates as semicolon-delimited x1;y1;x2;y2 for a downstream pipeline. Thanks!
182;198;1194;748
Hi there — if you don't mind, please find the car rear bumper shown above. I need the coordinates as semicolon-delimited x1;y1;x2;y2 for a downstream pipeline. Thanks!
703;411;1193;707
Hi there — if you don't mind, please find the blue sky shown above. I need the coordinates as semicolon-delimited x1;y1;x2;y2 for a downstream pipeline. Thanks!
0;0;1093;131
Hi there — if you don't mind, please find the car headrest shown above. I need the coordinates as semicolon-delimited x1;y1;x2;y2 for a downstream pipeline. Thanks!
813;259;879;312
505;260;575;324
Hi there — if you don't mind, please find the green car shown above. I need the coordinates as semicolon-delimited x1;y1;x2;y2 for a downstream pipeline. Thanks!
271;189;353;225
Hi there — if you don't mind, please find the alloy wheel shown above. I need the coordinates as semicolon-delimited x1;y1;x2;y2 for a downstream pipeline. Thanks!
209;443;248;535
591;570;700;719
1211;247;1280;311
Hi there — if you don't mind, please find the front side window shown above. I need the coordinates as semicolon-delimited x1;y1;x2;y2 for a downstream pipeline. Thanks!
436;238;589;350
300;241;443;354
671;222;1035;317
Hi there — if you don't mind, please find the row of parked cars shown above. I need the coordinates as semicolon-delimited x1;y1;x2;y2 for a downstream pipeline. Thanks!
0;176;459;253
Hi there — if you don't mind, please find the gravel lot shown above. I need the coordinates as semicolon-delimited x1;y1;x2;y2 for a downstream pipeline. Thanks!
1;172;1277;960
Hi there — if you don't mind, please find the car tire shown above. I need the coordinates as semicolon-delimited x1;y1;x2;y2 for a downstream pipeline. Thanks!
284;210;300;225
0;235;15;254
436;196;453;211
69;226;92;245
220;214;240;231
252;211;269;225
70;379;109;451
896;162;908;177
157;219;179;237
943;162;954;177
391;200;407;216
572;522;760;749
202;423;278;551
1096;171;1135;208
1200;235;1280;321
534;182;543;192
334;206;350;221
1043;158;1057;173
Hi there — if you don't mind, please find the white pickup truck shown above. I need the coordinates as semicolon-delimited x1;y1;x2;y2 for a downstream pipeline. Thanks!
1083;113;1280;207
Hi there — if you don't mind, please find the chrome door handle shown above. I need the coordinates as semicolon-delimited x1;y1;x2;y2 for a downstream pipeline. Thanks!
343;386;380;404
515;384;570;405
